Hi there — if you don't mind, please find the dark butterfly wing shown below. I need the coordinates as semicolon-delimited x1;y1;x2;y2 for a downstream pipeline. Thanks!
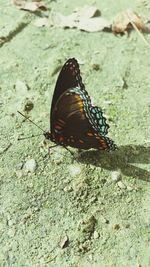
51;59;109;136
50;58;85;129
70;87;109;136
51;88;116;151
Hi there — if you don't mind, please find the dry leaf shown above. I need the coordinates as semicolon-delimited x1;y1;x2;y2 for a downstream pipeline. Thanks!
12;0;47;12
112;9;150;34
74;5;101;19
77;17;110;32
50;6;110;32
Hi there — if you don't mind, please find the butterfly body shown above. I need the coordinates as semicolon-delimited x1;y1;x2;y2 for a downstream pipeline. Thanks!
45;58;117;151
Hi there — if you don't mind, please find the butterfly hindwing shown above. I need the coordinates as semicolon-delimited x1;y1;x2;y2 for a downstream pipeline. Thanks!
51;88;116;150
68;87;109;136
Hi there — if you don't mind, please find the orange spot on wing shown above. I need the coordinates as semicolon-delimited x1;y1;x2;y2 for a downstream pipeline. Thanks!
79;139;84;144
67;136;75;143
59;137;64;142
55;124;62;130
75;96;84;109
99;139;107;148
79;103;83;110
87;132;94;137
58;119;65;124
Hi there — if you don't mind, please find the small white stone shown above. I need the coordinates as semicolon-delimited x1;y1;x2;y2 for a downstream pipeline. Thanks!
111;171;121;181
15;170;23;178
63;185;72;192
15;80;28;92
127;185;134;191
117;181;126;189
8;227;16;237
88;254;93;261
93;230;99;239
104;100;112;105
53;151;63;164
68;164;82;177
24;159;37;172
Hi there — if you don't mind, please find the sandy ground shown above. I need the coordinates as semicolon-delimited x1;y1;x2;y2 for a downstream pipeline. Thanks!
0;0;150;266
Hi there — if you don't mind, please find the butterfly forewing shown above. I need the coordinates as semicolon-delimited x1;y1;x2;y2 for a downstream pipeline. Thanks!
50;58;85;129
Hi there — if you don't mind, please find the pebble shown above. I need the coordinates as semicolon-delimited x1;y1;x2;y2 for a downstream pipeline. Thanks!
117;181;126;189
7;220;13;227
68;164;82;177
63;185;72;192
127;185;134;191
8;227;16;237
81;215;96;234
104;100;112;105
24;159;37;172
88;254;93;261
111;170;121;182
23;99;34;112
93;230;99;239
53;151;63;164
101;216;109;224
15;80;28;92
91;63;100;71
59;234;69;249
112;224;120;230
15;162;23;170
15;170;23;178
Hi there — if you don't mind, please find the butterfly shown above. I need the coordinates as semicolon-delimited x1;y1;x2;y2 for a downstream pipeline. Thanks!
43;58;117;151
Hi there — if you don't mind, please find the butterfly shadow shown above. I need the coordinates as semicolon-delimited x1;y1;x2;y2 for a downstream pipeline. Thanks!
77;144;150;182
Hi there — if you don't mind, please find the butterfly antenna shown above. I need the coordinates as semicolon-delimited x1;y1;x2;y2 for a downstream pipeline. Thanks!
18;133;43;141
17;111;45;133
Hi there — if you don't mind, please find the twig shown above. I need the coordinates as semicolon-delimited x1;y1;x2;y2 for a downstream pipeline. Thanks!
0;143;12;155
130;20;150;47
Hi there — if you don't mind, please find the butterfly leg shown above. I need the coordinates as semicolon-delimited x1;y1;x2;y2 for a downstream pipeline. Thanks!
43;144;59;159
63;146;74;156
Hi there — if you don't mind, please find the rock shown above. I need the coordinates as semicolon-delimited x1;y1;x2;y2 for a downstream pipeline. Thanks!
127;185;134;191
15;80;29;92
15;170;23;178
93;230;99;239
117;181;126;189
81;215;97;235
24;159;37;172
111;170;121;182
15;162;23;170
63;185;72;192
8;227;16;237
91;63;100;71
53;151;63;164
112;224;121;230
101;216;109;224
23;99;34;112
68;164;82;177
59;234;69;249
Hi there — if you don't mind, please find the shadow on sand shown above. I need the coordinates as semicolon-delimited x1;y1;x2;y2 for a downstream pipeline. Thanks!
77;144;150;182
